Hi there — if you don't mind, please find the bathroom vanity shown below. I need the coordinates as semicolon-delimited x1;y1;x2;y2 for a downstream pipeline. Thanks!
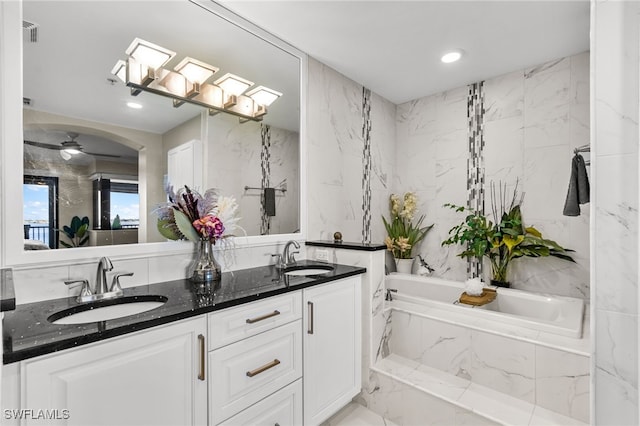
2;261;364;426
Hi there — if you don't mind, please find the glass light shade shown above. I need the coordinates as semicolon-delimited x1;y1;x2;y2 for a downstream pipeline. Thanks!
246;86;283;106
125;37;175;69
174;57;218;84
63;148;81;155
111;60;127;82
159;72;187;97
214;73;253;96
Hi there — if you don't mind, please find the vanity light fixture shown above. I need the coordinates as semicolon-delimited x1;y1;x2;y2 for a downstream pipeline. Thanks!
111;60;127;83
246;86;283;107
125;38;175;69
174;57;219;85
112;38;280;122
214;73;254;108
441;49;463;64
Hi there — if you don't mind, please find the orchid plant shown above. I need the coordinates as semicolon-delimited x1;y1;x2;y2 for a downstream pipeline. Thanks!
382;192;433;259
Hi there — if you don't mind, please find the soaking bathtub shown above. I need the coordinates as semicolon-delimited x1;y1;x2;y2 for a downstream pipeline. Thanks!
385;273;584;338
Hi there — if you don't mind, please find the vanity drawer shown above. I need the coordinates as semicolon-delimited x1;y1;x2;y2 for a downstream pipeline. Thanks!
209;320;302;425
208;291;302;350
218;379;302;426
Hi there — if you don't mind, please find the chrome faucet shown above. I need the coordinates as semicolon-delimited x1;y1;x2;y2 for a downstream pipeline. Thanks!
282;240;300;266
95;256;114;295
65;257;131;303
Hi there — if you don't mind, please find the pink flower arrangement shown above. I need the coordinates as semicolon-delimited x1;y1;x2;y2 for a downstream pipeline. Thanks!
193;215;225;241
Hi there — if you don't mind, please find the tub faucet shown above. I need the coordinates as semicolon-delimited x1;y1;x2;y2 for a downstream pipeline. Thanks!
95;256;114;295
282;240;300;266
386;288;398;301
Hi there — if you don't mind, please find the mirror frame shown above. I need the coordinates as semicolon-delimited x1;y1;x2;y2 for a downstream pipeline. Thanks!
0;0;308;267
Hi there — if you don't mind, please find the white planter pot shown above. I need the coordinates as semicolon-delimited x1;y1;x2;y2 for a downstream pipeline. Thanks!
395;258;414;274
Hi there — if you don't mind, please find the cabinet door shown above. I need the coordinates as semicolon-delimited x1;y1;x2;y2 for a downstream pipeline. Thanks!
303;276;362;426
167;139;202;190
21;317;207;426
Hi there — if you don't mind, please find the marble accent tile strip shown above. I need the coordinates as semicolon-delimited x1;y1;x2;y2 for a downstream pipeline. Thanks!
260;123;271;235
362;87;373;244
466;81;486;278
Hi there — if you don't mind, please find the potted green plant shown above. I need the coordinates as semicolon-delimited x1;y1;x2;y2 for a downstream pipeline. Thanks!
58;216;90;248
442;182;575;287
382;192;434;273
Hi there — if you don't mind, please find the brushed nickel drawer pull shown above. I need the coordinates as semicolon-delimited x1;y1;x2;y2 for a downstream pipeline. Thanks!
198;334;205;381
246;359;281;377
307;301;314;334
246;310;281;324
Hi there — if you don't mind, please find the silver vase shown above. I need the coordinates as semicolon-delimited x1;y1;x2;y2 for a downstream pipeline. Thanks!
191;239;222;283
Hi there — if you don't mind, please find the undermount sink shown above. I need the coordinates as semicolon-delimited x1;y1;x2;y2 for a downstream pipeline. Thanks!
284;264;334;276
48;295;168;325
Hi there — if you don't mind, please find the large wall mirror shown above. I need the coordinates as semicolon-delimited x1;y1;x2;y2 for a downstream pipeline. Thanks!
6;0;305;264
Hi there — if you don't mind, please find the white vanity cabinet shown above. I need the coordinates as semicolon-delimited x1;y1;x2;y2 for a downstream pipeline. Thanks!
18;316;207;426
303;276;362;426
3;274;363;426
207;292;303;425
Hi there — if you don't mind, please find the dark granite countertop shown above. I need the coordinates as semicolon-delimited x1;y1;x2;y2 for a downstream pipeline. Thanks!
2;260;365;364
306;240;386;251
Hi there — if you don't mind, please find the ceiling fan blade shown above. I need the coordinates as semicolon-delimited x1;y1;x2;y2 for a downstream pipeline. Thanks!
85;152;122;159
24;139;63;150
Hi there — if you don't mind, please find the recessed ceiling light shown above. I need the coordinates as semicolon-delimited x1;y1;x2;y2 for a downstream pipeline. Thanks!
441;49;463;64
127;102;143;109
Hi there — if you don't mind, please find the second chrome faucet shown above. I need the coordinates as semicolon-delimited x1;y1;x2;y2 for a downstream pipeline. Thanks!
272;240;300;270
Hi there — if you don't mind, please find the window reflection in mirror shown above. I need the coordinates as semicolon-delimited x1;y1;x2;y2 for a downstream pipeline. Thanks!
21;0;301;251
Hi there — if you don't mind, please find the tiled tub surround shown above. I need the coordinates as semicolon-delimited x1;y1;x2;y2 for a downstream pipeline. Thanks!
3;260;365;364
364;275;590;426
395;52;590;300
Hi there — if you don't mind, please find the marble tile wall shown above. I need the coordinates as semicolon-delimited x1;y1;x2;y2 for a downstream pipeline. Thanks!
388;311;590;422
306;58;395;244
396;53;590;299
206;113;299;237
592;1;640;424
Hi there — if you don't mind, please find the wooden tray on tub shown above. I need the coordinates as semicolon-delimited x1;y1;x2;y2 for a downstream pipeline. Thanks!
459;288;497;306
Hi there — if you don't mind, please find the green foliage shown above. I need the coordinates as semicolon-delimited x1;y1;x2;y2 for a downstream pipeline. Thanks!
441;203;494;261
59;216;90;248
441;200;575;283
174;210;201;243
112;214;122;230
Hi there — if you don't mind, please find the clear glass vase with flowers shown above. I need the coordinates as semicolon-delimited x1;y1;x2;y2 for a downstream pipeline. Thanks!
154;185;243;284
382;192;433;273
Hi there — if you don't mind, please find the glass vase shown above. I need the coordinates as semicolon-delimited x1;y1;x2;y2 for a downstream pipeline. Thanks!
191;239;221;283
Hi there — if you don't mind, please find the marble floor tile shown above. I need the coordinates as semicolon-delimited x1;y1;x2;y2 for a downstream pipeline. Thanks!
323;402;398;426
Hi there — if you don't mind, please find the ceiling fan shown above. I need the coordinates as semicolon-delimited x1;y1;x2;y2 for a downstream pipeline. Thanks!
24;132;122;159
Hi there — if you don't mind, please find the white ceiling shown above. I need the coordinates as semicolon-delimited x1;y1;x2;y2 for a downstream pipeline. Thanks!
219;0;590;104
21;0;590;153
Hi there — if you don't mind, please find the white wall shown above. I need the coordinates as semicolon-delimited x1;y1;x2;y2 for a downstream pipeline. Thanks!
591;1;639;424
